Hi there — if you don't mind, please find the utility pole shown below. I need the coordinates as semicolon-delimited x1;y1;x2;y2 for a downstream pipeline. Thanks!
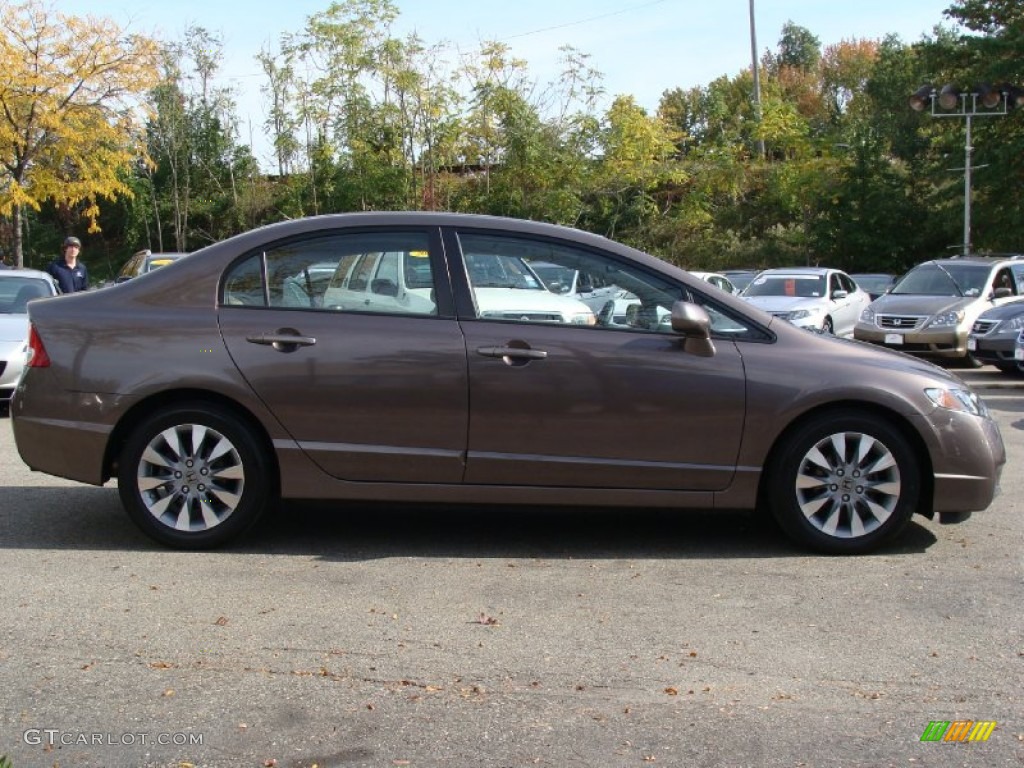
748;0;765;159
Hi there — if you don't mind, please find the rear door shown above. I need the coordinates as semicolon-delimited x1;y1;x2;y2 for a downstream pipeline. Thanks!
218;226;469;484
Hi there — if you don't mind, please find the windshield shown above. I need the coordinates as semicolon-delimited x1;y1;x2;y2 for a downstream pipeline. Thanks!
0;276;52;314
531;263;576;293
465;254;545;290
743;274;826;298
853;275;893;294
892;263;990;297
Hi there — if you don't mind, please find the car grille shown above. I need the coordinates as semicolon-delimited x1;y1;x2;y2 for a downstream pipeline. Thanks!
971;319;999;335
876;314;928;331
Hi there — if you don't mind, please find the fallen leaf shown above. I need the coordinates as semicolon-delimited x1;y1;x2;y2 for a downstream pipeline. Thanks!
664;687;679;696
214;616;229;626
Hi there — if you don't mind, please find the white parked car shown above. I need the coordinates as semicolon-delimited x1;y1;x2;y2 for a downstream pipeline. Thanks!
528;260;625;314
0;268;59;403
317;249;596;325
739;267;872;337
690;271;738;294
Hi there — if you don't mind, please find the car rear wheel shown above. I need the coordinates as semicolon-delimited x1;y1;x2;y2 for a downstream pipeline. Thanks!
767;410;919;554
117;403;273;549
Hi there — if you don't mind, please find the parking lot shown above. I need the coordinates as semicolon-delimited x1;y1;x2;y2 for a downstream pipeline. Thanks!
1;367;1022;768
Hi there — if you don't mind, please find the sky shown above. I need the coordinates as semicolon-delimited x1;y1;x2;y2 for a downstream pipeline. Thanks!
54;0;959;168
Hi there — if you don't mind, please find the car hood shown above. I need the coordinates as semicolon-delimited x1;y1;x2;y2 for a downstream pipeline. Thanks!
0;314;28;342
868;294;971;316
741;296;823;313
975;298;1024;321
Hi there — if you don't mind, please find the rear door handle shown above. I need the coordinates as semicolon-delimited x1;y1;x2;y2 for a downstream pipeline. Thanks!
246;331;317;352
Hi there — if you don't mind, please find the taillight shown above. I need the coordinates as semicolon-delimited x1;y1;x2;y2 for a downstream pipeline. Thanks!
26;325;51;368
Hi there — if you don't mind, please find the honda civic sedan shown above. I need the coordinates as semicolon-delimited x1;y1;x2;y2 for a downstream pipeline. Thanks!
11;213;1005;554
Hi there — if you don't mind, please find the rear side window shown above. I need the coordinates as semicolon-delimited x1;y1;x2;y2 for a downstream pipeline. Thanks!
222;231;438;316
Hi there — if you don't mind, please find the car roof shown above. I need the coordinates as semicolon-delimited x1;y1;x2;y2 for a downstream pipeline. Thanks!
920;255;1023;266
756;267;836;276
1;267;56;282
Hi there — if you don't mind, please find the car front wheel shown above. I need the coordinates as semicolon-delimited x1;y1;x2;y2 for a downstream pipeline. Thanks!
117;403;273;549
767;410;920;554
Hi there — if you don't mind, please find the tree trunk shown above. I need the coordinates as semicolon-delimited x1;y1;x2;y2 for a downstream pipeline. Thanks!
13;203;24;268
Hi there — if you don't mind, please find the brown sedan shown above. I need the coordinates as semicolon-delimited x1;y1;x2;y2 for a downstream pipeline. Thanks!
11;213;1006;553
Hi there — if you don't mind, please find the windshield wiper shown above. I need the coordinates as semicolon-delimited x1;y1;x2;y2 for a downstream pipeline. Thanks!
933;264;965;297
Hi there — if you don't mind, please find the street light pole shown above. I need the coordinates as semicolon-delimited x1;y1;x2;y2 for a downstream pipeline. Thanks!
963;112;973;256
748;0;765;159
909;84;1018;256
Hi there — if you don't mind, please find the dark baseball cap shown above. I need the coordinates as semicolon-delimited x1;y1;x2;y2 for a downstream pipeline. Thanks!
63;236;82;248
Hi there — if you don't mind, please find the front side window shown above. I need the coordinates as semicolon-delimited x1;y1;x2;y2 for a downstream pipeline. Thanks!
455;231;757;337
222;231;438;317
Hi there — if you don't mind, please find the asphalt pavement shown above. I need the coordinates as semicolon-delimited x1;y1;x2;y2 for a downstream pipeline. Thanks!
0;368;1022;767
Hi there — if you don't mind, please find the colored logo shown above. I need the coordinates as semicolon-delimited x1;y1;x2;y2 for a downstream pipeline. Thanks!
920;720;996;742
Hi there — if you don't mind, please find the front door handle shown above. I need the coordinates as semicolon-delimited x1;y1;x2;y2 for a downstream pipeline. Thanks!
246;330;317;353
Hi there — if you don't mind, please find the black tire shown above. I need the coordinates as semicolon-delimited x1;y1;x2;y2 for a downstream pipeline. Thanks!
962;354;984;369
994;361;1024;376
117;403;273;549
822;317;834;335
766;410;920;554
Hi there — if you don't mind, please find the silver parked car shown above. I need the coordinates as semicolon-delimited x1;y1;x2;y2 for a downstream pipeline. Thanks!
0;268;59;404
10;212;1005;555
739;267;872;337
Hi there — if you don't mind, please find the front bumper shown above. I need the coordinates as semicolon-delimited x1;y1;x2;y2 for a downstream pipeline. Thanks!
924;408;1005;515
854;324;967;359
967;334;1017;366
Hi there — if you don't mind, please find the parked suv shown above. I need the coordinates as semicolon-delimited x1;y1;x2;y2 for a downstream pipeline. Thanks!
854;256;1024;364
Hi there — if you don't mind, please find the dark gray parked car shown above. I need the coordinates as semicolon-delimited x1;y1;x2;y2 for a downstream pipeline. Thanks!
967;299;1024;374
11;213;1005;554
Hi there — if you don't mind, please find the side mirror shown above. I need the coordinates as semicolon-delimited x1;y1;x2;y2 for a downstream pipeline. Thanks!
832;289;848;300
993;287;1013;299
670;300;715;357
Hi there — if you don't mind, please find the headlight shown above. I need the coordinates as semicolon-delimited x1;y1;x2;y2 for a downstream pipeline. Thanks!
569;311;597;326
927;309;965;328
788;308;821;321
1002;314;1024;332
860;306;876;323
925;386;988;417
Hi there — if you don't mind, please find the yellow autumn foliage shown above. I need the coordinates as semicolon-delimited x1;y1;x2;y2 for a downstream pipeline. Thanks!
0;0;160;249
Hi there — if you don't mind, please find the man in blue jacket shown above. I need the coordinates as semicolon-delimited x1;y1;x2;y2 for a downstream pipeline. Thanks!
46;236;89;293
